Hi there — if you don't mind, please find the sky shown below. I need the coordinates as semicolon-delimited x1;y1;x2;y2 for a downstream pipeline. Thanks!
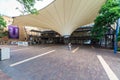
0;0;54;17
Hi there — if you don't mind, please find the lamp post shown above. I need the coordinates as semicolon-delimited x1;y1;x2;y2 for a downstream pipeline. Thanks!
114;18;120;54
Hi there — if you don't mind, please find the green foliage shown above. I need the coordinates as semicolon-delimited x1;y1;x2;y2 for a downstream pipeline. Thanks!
0;15;8;38
0;15;6;28
17;0;43;14
91;0;120;41
117;47;120;51
0;31;8;38
117;30;120;41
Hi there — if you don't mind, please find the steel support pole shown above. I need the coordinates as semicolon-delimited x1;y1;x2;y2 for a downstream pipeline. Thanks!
114;18;120;54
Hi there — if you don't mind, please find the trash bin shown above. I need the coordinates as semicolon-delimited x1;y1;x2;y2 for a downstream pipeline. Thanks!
0;48;10;61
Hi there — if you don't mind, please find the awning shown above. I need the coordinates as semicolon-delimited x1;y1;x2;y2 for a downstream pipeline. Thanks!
13;0;106;36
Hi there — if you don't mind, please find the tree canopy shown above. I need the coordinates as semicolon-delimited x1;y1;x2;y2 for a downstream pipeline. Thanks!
91;0;120;40
0;15;8;38
0;15;6;28
17;0;43;14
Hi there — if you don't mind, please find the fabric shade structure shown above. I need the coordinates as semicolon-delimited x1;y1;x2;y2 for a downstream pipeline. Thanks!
13;0;106;36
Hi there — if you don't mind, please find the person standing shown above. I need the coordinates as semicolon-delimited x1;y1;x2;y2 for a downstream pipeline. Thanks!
68;43;72;50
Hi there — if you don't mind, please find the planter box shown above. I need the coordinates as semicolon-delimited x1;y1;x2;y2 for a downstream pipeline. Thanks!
0;48;10;61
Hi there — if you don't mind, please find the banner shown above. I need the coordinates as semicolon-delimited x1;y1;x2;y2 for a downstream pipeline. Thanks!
8;25;19;39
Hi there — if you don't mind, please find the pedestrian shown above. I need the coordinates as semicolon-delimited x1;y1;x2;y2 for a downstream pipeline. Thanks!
68;43;72;50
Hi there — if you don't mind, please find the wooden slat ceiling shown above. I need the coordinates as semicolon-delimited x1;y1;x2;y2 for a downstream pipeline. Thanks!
13;0;106;36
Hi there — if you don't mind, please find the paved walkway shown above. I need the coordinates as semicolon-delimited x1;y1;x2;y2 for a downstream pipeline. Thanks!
0;44;120;80
0;70;12;80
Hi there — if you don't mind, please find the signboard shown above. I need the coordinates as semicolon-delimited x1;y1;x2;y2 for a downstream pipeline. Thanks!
8;25;19;39
18;41;29;46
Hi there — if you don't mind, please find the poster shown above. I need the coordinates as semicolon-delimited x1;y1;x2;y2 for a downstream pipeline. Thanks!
8;25;19;39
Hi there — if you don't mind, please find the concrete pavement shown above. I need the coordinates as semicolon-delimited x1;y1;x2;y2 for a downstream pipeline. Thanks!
0;44;120;80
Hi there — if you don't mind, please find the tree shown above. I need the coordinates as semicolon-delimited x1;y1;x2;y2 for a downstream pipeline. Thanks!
91;0;120;41
0;15;8;38
118;30;120;41
0;15;6;28
17;0;43;14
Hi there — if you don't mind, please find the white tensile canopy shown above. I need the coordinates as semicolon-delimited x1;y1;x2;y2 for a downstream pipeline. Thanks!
13;0;106;36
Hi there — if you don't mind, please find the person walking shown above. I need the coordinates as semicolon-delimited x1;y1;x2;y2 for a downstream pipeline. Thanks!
68;43;72;50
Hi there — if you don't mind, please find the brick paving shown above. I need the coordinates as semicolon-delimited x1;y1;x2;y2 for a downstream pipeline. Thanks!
0;70;12;80
94;48;120;79
0;44;120;80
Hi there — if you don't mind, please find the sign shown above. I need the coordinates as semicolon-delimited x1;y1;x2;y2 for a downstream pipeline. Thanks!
8;25;19;39
18;41;28;46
